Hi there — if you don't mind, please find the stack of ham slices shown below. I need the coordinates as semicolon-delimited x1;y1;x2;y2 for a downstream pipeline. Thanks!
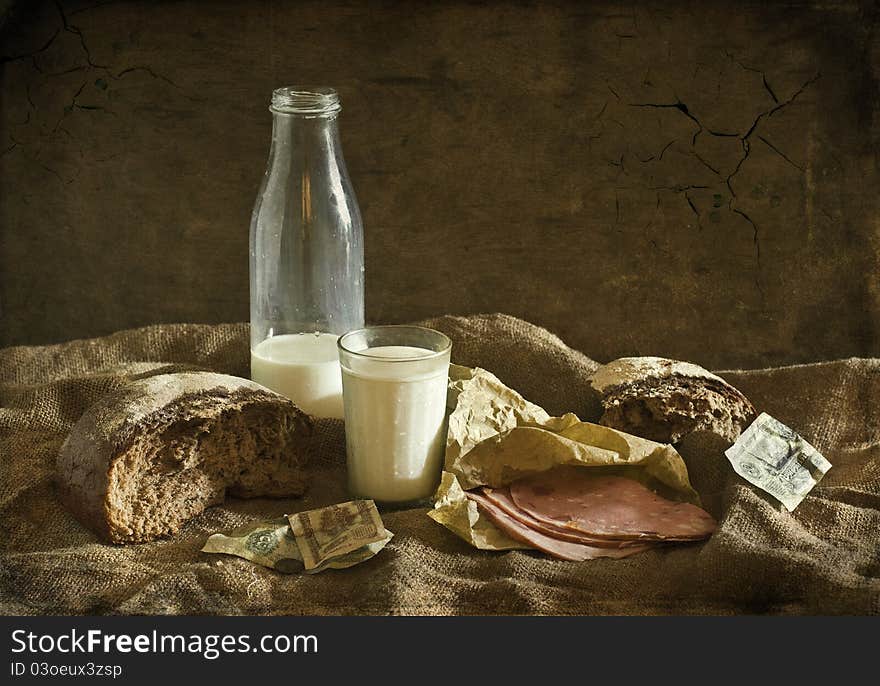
465;468;717;561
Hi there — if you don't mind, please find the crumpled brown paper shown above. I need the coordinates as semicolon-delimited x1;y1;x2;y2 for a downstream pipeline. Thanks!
428;365;701;551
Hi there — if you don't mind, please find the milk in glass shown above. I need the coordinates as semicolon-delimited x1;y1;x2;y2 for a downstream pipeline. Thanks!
341;344;449;502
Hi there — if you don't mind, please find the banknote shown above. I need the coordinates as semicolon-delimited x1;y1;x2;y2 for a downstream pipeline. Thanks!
725;413;831;511
288;499;388;570
305;532;395;574
202;502;393;573
201;517;305;573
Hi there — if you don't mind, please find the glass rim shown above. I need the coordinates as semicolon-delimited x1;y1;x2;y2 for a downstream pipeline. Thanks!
270;86;341;116
337;325;452;362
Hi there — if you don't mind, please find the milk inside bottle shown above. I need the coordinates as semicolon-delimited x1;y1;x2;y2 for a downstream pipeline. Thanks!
251;333;343;418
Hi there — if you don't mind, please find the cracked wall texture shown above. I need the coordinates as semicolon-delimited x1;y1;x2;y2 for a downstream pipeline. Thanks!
1;0;878;369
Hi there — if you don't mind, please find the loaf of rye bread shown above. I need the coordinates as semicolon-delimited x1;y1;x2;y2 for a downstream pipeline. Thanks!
588;357;756;444
56;372;313;543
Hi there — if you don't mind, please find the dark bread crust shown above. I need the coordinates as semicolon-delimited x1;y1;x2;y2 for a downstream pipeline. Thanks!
56;373;313;543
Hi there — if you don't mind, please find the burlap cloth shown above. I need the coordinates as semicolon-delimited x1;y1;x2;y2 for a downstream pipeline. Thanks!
1;314;877;615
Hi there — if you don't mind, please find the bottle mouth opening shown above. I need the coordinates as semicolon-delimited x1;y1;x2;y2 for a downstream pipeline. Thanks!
270;86;341;117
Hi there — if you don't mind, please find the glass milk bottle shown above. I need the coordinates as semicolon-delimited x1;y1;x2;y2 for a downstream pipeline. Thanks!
249;87;364;418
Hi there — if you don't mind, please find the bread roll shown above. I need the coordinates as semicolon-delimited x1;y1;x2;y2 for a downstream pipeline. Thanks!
589;357;755;444
57;372;312;543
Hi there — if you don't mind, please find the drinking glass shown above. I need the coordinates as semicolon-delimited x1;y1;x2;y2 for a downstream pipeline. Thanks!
338;326;452;504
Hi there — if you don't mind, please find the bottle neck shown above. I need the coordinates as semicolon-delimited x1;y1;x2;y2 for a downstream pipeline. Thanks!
268;113;343;174
269;112;346;196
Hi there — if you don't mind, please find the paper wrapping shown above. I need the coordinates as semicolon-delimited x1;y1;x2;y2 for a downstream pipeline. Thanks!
428;365;701;550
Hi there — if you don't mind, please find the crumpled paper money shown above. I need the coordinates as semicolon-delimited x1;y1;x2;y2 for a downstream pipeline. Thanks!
202;500;393;573
725;412;831;511
428;365;701;550
288;499;388;570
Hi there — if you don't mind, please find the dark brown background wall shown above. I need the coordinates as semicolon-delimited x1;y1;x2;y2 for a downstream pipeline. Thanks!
1;0;878;369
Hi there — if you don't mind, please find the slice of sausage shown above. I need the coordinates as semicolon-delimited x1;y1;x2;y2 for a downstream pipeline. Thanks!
465;490;653;561
509;468;716;541
480;487;646;548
